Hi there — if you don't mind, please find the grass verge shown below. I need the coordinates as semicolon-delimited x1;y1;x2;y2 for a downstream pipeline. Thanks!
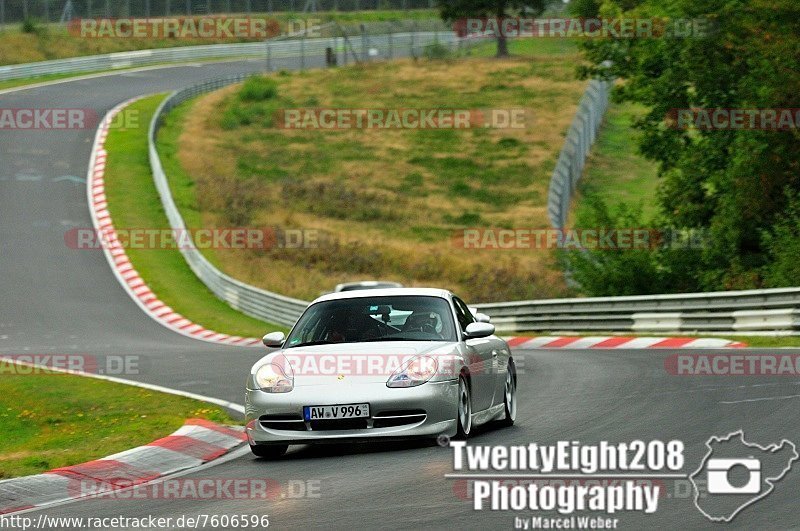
103;94;289;337
574;102;660;220
0;360;239;478
161;39;588;302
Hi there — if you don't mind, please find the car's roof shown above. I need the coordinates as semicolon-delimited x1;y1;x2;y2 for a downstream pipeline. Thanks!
313;287;453;304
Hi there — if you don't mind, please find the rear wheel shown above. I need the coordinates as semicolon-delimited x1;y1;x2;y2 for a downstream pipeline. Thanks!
250;444;288;459
499;361;517;427
456;375;472;438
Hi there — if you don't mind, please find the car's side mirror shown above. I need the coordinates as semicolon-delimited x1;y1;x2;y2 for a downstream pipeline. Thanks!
474;312;491;323
463;322;495;339
262;332;286;348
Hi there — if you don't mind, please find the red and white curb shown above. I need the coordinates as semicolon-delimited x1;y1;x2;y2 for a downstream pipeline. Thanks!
0;419;246;515
86;97;261;347
505;336;747;349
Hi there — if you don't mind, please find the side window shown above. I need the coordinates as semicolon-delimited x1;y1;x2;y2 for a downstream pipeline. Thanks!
452;297;474;332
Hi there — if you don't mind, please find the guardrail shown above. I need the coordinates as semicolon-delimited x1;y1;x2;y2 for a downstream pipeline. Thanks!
148;30;461;327
0;19;450;82
546;76;613;229
473;288;800;334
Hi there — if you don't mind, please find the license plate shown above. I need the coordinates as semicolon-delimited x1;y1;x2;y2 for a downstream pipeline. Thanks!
304;403;370;421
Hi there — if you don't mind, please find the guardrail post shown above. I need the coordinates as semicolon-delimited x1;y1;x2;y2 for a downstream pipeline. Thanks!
300;32;305;70
360;23;367;62
266;42;272;72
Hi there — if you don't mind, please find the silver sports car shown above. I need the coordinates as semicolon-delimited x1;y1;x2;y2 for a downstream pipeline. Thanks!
244;288;517;458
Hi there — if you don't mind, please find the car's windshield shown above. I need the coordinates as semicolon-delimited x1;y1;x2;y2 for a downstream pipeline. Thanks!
284;295;457;347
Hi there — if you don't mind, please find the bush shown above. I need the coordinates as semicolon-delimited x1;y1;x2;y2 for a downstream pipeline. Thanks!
21;18;42;34
762;191;800;287
423;41;451;60
238;77;278;102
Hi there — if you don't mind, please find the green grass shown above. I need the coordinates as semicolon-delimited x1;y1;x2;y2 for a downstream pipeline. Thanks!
0;361;239;478
575;102;660;220
103;94;289;337
157;39;587;302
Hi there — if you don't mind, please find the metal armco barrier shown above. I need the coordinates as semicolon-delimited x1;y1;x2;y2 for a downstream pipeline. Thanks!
473;288;800;333
0;20;450;82
546;76;613;229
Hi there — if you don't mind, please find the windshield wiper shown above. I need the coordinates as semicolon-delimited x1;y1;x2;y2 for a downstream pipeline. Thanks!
286;340;337;348
359;337;443;342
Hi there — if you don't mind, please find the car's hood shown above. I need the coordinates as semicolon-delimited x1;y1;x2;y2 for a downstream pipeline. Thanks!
252;341;460;386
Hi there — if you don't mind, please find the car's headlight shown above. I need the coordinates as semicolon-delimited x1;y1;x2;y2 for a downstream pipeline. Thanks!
254;362;293;393
387;356;438;388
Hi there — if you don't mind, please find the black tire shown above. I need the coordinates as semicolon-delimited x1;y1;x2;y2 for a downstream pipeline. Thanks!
456;375;472;439
499;360;517;428
250;444;288;459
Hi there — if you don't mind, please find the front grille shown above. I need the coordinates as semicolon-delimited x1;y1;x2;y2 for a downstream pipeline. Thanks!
259;414;306;431
372;409;427;428
310;418;369;430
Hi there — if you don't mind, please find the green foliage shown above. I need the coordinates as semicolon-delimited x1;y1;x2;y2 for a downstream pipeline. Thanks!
239;76;278;102
423;41;452;59
577;0;800;292
437;0;554;56
762;192;800;287
21;18;43;35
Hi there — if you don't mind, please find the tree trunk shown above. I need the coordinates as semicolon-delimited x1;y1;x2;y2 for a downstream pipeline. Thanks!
496;33;509;57
495;0;509;57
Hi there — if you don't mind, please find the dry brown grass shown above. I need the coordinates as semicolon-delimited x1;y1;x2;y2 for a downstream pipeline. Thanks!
171;47;586;302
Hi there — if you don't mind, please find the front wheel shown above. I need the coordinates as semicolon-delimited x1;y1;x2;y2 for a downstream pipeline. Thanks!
250;444;288;459
456;375;472;438
499;361;517;427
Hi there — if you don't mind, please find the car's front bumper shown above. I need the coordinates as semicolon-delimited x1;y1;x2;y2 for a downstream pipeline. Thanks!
245;379;458;445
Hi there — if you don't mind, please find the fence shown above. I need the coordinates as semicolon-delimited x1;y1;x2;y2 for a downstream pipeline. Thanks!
0;0;436;25
0;19;451;80
546;75;613;229
147;29;463;327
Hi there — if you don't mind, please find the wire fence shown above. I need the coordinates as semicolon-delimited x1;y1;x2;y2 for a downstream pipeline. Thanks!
0;0;437;25
0;20;453;80
546;75;613;229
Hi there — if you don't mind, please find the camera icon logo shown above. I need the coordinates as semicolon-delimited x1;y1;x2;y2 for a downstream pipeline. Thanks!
706;457;761;494
690;430;798;522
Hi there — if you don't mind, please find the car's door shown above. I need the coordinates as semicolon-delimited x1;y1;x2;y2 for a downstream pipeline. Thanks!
453;297;495;412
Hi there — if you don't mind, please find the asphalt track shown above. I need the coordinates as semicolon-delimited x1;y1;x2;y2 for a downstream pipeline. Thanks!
2;57;800;530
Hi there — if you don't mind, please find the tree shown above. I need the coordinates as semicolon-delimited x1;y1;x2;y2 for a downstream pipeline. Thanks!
576;0;800;292
438;0;550;57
